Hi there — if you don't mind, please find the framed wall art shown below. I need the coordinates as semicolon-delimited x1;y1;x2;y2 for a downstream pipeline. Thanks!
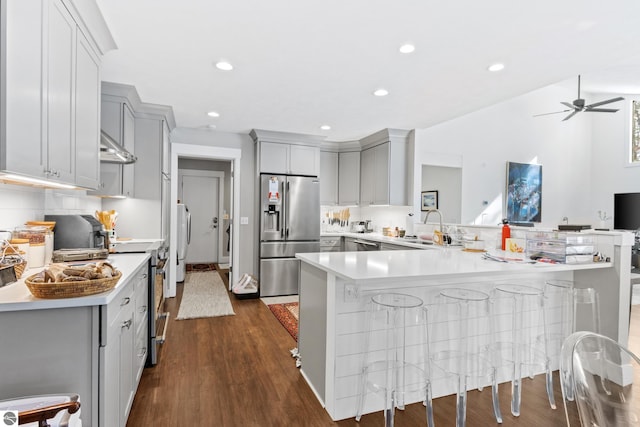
421;190;438;211
506;161;542;223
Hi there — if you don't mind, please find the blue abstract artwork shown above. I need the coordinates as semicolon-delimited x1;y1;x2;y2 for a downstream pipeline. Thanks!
506;162;542;223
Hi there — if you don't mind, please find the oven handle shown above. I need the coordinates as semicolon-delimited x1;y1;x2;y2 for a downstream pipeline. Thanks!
157;312;170;344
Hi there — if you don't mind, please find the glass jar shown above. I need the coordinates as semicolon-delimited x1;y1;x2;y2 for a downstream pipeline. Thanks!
13;226;51;268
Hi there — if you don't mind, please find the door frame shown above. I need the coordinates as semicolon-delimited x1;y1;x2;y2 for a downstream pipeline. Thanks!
178;168;226;264
169;143;241;297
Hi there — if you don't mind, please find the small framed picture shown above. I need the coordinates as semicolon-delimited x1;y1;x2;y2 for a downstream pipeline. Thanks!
421;190;438;211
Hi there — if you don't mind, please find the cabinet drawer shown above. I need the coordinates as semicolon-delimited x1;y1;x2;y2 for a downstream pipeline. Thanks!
105;285;134;329
134;329;147;383
133;270;148;335
320;237;342;248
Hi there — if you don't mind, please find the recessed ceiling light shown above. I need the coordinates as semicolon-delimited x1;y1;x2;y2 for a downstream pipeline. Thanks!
399;44;415;54
215;61;233;71
488;63;505;72
207;111;220;117
320;125;331;130
373;89;389;97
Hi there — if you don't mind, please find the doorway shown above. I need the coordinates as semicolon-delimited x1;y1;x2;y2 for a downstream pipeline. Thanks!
178;168;225;265
169;144;241;298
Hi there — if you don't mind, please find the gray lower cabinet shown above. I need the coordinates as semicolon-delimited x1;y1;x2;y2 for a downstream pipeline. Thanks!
100;262;148;427
0;260;149;427
320;236;343;252
380;242;418;251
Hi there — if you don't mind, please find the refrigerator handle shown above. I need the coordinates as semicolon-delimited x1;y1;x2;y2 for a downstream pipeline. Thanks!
186;211;192;244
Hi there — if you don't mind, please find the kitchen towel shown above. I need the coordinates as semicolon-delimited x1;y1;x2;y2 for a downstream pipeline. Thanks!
176;271;235;319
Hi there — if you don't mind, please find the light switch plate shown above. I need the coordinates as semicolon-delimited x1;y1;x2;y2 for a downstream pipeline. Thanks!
240;217;249;225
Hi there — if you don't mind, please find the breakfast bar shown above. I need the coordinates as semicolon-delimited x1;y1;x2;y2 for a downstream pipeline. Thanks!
296;231;634;421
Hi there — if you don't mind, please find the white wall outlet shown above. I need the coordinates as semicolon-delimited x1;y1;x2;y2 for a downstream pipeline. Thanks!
240;217;249;225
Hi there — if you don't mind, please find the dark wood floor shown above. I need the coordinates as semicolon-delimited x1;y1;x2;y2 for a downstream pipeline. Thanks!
127;275;639;427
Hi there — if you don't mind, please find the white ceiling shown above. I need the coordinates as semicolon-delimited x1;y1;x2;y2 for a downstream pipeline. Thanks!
95;0;640;141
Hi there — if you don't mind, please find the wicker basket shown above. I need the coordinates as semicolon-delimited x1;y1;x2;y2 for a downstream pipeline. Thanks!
0;257;26;279
25;270;122;299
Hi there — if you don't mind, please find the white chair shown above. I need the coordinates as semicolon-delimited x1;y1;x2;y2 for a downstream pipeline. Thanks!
560;331;640;426
0;393;81;427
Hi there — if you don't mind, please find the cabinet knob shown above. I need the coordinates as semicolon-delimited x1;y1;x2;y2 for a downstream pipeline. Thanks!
121;297;131;306
139;305;147;313
122;318;132;329
138;347;147;358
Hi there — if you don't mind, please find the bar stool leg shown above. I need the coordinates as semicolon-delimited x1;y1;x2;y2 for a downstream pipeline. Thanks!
510;292;523;417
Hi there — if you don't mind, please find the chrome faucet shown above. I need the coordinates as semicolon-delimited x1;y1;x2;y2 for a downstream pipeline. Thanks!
423;208;443;232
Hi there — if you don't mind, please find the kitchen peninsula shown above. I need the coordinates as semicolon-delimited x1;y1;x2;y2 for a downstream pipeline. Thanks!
296;231;634;421
0;253;151;427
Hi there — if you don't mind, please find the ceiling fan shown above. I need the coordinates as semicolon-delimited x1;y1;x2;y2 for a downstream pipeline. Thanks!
534;75;625;121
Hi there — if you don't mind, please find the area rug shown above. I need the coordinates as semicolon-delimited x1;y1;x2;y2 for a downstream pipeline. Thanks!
176;271;235;320
186;263;217;272
268;302;299;341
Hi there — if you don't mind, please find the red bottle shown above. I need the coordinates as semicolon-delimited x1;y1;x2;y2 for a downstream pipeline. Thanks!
501;219;511;250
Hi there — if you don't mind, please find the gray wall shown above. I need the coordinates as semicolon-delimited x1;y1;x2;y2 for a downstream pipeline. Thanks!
178;158;232;257
171;128;256;277
422;165;462;224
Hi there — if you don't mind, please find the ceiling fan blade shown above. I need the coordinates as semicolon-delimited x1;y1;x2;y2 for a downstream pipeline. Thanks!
533;109;572;117
562;110;580;121
561;102;577;109
585;97;625;109
583;108;619;113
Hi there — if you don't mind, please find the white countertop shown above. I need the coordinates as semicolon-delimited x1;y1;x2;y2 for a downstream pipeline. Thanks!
297;248;612;284
0;253;150;312
322;231;437;249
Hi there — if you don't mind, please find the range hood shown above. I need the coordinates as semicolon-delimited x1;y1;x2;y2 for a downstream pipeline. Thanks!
100;130;137;164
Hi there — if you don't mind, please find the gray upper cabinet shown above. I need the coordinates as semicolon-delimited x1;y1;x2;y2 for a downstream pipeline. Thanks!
0;0;105;188
135;104;175;201
251;130;323;177
74;29;101;189
359;146;375;205
259;141;320;176
359;131;408;206
260;141;290;174
338;151;360;205
289;144;320;176
92;98;135;197
320;151;338;205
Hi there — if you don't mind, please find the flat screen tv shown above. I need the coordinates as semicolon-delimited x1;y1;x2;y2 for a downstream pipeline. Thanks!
614;192;640;231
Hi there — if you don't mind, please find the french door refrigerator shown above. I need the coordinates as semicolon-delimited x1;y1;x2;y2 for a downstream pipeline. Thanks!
260;174;320;296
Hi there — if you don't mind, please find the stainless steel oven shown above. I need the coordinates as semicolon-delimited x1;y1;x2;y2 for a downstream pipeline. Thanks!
112;240;169;366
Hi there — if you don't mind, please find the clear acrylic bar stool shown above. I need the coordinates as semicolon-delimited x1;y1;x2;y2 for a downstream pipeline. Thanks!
545;281;600;410
429;288;502;427
491;284;554;417
355;292;433;427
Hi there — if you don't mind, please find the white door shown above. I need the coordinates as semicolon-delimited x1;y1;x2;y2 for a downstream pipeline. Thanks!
180;172;220;264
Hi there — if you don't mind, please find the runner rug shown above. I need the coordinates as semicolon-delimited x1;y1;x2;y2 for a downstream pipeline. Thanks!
268;302;299;341
176;271;235;319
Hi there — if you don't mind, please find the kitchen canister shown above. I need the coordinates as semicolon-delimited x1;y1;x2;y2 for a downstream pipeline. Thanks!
13;226;49;268
8;238;30;265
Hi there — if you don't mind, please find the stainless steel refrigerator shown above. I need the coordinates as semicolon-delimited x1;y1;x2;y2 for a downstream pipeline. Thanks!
259;174;320;296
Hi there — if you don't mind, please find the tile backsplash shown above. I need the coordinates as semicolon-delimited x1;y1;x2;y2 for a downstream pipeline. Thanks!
0;183;101;231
